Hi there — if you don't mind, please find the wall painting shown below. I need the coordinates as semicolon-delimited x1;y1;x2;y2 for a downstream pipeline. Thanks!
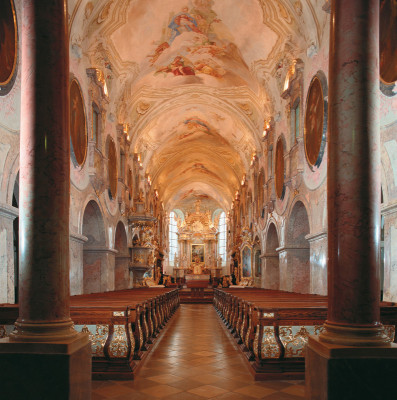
191;244;205;263
242;246;252;278
304;75;327;170
0;0;17;93
70;79;87;167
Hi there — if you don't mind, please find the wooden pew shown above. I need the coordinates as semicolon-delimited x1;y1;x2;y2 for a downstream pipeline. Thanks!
213;288;397;380
0;288;180;380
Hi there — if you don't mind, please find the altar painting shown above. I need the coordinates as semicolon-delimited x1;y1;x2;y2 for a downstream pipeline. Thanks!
242;246;252;277
191;244;204;263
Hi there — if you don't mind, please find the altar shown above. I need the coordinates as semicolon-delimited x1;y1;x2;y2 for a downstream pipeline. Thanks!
185;273;210;288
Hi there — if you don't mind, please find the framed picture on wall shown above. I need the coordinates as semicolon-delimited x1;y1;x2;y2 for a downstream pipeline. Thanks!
191;244;204;263
241;246;252;277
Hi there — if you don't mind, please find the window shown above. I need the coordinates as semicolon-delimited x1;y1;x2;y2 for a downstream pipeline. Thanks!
218;212;227;267
169;212;178;266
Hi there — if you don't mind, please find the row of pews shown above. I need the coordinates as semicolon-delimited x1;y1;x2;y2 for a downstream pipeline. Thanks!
214;288;397;380
0;288;180;380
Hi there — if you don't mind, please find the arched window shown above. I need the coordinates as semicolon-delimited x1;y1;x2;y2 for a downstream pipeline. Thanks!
169;211;178;266
218;212;227;267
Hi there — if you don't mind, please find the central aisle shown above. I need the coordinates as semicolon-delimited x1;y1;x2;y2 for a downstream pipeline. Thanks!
92;304;305;399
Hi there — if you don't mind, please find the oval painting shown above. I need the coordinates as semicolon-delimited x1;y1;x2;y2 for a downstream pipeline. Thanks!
0;0;17;88
304;76;325;168
275;138;284;200
380;0;397;84
70;79;87;167
108;138;118;200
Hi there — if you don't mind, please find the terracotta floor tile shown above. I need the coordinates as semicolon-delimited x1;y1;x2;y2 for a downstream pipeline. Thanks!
140;384;183;398
188;384;229;398
147;373;184;384
208;377;251;391
281;384;306;397
193;373;230;385
167;378;204;391
93;383;136;398
211;392;253;400
254;380;294;391
162;391;206;400
233;384;277;398
262;392;304;400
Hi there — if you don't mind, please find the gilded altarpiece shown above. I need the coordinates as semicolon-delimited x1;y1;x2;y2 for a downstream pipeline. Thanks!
174;200;221;280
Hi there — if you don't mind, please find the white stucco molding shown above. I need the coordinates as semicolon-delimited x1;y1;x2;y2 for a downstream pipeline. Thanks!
305;231;327;243
70;231;88;244
276;245;310;252
381;202;397;216
0;202;18;220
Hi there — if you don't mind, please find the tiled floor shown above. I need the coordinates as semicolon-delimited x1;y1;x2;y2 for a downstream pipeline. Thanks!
92;304;306;399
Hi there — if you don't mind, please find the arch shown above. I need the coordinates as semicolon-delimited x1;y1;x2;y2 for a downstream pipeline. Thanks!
263;222;280;290
82;200;106;294
284;200;310;293
114;220;129;290
286;200;310;247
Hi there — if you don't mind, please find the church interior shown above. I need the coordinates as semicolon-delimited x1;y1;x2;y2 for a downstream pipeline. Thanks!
0;0;397;399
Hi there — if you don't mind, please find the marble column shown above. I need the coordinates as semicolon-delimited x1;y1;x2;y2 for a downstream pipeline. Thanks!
13;0;75;341
0;1;91;398
321;0;386;346
306;2;397;398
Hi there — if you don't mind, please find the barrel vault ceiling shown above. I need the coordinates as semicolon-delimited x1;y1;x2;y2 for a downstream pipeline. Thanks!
69;0;328;213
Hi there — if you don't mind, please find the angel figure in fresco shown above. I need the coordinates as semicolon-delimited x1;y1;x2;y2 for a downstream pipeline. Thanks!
194;58;225;78
147;42;170;65
155;56;195;76
168;7;202;44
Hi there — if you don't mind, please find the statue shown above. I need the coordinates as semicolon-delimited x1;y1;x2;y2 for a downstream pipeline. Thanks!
182;254;187;268
217;256;222;268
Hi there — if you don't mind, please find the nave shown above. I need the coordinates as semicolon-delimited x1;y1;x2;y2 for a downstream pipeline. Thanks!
92;304;305;400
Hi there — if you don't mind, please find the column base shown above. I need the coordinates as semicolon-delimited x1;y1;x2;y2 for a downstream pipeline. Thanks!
0;332;91;400
306;335;397;400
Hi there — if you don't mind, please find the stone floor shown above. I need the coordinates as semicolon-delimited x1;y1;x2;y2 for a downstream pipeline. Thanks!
92;304;306;399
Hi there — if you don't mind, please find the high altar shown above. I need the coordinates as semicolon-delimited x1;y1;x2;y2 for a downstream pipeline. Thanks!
173;200;223;283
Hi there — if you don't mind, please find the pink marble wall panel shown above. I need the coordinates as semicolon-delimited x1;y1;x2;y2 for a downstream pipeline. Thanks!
383;208;397;302
309;236;328;295
262;255;280;289
278;250;292;292
69;235;85;296
291;249;310;293
114;256;130;290
83;258;101;294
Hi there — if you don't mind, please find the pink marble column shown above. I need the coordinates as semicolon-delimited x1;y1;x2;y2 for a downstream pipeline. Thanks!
11;0;76;341
320;0;387;345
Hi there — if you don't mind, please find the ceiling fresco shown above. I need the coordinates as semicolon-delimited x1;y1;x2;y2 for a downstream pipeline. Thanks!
69;0;328;214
